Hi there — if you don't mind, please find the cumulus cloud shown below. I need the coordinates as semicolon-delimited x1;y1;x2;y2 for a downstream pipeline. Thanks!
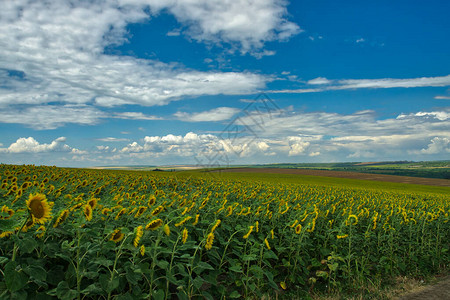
151;0;301;54
288;136;310;156
1;0;289;128
234;108;450;159
174;107;240;122
0;137;71;153
419;137;450;154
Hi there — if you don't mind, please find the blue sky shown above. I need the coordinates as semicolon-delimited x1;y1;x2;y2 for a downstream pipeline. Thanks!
0;0;449;167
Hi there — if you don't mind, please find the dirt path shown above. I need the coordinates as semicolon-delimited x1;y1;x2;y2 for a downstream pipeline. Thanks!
397;276;450;300
219;168;450;187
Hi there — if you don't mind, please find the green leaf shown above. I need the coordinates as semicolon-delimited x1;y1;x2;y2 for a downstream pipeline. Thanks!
192;276;204;289
0;256;9;264
229;291;241;298
264;271;278;290
18;237;38;254
202;291;214;300
196;261;214;271
5;261;28;292
56;281;77;300
81;283;103;295
328;262;339;272
242;254;257;262
229;264;242;273
93;257;113;267
125;267;140;285
263;251;278;260
249;265;264;279
116;293;134;300
156;260;169;269
99;274;119;293
24;265;47;281
176;291;189;300
152;289;165;300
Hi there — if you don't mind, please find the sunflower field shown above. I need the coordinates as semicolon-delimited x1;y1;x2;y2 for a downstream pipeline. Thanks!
0;164;449;299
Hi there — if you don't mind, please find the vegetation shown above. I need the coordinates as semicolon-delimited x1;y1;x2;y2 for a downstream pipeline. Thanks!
0;164;449;299
246;160;450;179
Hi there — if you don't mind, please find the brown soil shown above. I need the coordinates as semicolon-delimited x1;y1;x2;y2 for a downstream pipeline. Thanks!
219;168;450;187
396;276;450;300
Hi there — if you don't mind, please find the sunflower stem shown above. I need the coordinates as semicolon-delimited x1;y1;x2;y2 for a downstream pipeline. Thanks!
12;215;31;262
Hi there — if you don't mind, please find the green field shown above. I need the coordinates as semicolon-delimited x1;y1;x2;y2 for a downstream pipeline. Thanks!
240;160;450;179
1;164;449;299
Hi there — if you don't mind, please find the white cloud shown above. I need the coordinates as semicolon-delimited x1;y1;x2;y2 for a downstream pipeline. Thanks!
96;137;130;142
269;75;450;94
0;137;71;153
434;95;450;100
0;105;107;130
152;0;301;54
288;137;310;156
1;0;282;129
113;112;162;120
334;75;450;89
397;111;449;121
356;38;365;43
419;137;450;154
307;77;332;85
174;107;240;122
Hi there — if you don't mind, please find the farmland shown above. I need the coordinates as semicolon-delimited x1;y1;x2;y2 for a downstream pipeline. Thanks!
0;164;449;299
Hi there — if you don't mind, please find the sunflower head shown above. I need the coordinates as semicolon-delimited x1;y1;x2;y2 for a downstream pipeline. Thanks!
110;229;124;243
88;198;98;210
84;204;93;221
26;193;52;224
145;219;163;230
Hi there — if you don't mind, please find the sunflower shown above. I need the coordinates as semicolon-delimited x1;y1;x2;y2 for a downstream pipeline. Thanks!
0;205;14;220
337;234;349;239
175;216;192;227
145;219;163;230
205;232;215;250
134;206;147;218
243;226;254;239
295;224;302;234
182;228;188;244
164;224;170;236
163;224;171;236
54;209;70;228
0;231;14;238
133;226;144;247
148;195;156;206
140;245;146;256
346;214;358;226
151;205;164;216
84;204;93;221
211;219;221;233
115;208;127;220
88;198;98;210
22;218;35;232
264;238;271;250
26;193;52;224
192;214;200;226
36;225;46;239
110;229;124;243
